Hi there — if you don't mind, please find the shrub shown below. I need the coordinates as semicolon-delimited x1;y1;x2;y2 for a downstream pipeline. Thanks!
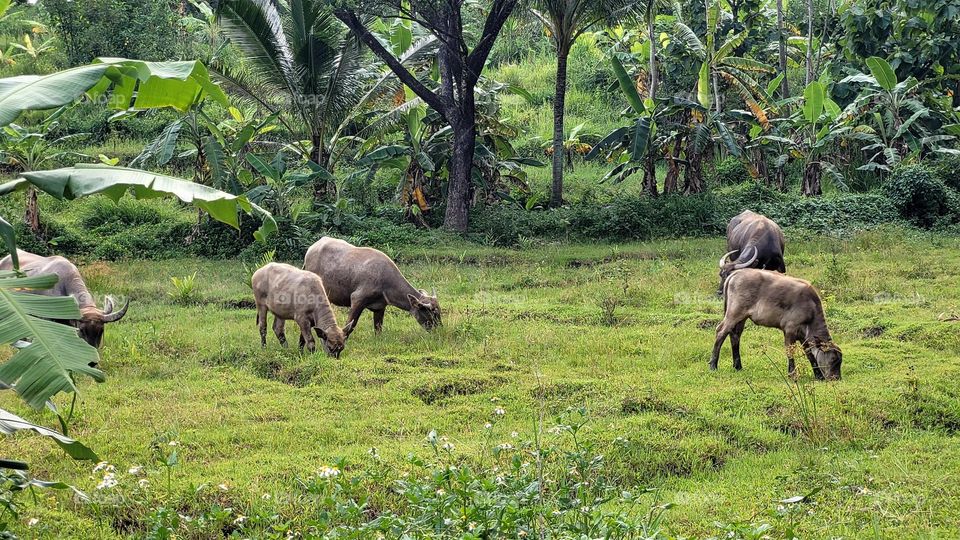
884;164;956;228
713;157;750;186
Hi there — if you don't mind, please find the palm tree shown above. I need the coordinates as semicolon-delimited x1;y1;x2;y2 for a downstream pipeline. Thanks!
215;0;367;175
533;0;641;208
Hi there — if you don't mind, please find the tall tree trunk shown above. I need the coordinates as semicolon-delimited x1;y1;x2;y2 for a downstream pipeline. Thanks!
777;0;790;99
647;6;658;99
805;0;814;85
24;187;40;234
549;50;569;208
444;109;476;232
643;150;658;196
802;161;822;196
663;137;683;194
684;133;706;194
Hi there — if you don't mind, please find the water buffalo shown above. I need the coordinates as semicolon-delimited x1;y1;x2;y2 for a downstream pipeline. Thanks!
303;237;441;335
0;249;128;348
251;262;354;357
719;210;786;292
711;268;842;380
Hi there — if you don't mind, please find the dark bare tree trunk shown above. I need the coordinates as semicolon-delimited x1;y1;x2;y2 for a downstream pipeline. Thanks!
24;188;40;234
777;0;790;99
642;150;658;196
684;134;706;194
802;161;822;196
549;50;569;208
445;111;477;232
752;148;769;186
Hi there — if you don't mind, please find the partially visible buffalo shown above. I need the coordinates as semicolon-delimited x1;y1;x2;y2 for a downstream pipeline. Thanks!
303;237;441;335
711;268;842;380
719;210;786;292
0;249;128;348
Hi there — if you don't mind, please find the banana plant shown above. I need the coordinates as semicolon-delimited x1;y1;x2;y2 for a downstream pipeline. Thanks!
838;56;955;171
673;0;776;118
752;79;850;195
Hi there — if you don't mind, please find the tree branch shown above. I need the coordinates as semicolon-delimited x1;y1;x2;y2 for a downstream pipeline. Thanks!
334;8;450;120
466;0;518;83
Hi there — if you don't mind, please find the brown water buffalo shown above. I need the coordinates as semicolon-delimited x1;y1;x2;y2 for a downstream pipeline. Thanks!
719;210;786;293
303;237;440;335
0;249;128;348
711;268;842;380
251;262;353;357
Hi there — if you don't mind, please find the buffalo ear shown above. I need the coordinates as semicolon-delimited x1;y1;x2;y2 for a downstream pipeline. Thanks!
407;294;422;307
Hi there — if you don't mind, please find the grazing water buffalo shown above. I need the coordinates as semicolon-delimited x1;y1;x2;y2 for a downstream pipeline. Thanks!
252;262;353;357
711;269;842;380
303;237;441;335
719;210;786;292
0;249;128;348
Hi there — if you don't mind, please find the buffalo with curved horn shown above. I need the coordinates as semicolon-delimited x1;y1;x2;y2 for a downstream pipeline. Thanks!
719;210;786;293
0;250;129;348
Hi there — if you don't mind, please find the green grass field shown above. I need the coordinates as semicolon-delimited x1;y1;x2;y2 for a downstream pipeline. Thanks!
3;227;960;538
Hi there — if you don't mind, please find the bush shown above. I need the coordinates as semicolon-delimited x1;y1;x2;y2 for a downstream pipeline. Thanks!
884;164;957;228
712;157;750;186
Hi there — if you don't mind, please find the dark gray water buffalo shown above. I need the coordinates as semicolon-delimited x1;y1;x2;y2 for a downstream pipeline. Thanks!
303;237;441;335
251;262;353;357
0;249;128;347
711;268;842;380
718;210;786;292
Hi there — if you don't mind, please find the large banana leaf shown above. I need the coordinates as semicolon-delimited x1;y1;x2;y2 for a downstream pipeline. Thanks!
0;58;228;127
0;272;103;410
0;165;277;241
0;406;97;460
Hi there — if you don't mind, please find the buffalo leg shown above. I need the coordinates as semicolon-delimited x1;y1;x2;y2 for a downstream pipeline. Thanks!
784;332;797;377
296;317;315;353
257;305;268;347
730;320;746;370
711;320;735;370
372;308;385;334
273;316;287;347
345;298;367;337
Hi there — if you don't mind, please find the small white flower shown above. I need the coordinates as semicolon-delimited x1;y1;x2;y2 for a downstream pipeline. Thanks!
168;440;179;447
317;466;340;479
233;515;247;526
496;443;514;451
510;431;519;438
128;465;144;476
93;461;114;473
443;518;453;526
580;505;591;513
178;513;193;523
484;422;493;430
426;430;438;443
468;522;477;531
435;488;445;496
442;441;455;451
493;407;505;416
138;479;149;488
26;518;39;527
96;473;118;490
518;530;528;537
262;493;272;500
